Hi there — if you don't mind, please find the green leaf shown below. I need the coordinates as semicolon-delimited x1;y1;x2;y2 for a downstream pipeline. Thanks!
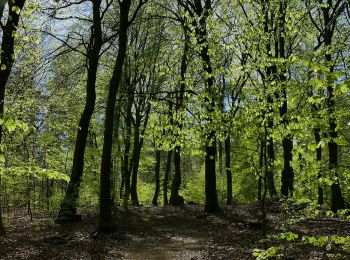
340;84;348;94
12;5;21;15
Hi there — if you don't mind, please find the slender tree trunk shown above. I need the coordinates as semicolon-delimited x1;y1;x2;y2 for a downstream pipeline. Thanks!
163;150;172;206
170;146;184;205
0;0;26;235
262;1;278;199
97;0;131;232
258;140;265;201
202;59;218;211
322;2;346;213
152;150;161;206
225;136;233;204
130;125;141;206
266;104;277;198
205;136;218;213
169;26;188;206
277;2;294;198
130;107;150;206
122;92;133;206
219;141;223;175
119;156;125;199
112;102;122;204
314;127;323;205
189;1;219;213
280;136;294;197
57;0;103;222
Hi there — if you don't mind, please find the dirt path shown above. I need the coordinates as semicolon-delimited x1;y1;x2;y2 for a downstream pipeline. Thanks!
113;206;249;259
123;228;207;259
122;215;210;259
1;204;348;259
98;205;261;259
0;205;260;259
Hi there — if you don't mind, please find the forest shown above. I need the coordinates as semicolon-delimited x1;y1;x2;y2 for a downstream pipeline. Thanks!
0;0;350;259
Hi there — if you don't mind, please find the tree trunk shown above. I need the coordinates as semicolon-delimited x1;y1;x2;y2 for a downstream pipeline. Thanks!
266;107;278;198
130;107;150;206
169;146;184;205
152;150;161;206
119;156;125;199
280;137;294;197
163;150;172;206
202;52;219;211
205;136;219;213
225;136;233;204
130;125;141;206
168;25;188;207
277;2;294;198
321;2;346;213
218;141;223;175
112;102;122;205
262;1;278;199
314;127;323;205
122;92;133;206
189;0;219;213
0;0;26;235
258;140;265;201
98;0;131;232
57;0;103;222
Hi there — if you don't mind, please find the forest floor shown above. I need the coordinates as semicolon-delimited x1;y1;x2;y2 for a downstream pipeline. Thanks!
0;203;349;259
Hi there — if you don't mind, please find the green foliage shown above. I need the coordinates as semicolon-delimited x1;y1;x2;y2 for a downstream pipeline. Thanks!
183;168;205;204
0;5;349;260
137;181;157;205
301;235;350;253
252;246;284;260
302;235;329;248
270;232;299;242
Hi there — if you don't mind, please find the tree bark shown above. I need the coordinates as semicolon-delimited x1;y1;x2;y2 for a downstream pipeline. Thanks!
179;0;219;212
122;91;134;206
97;0;132;232
218;141;223;175
119;156;125;199
0;0;26;235
130;106;150;206
321;2;346;213
197;2;219;213
314;127;323;205
262;1;278;198
258;139;265;201
225;136;233;204
56;0;103;222
266;99;278;198
163;150;172;205
169;25;189;206
170;146;184;205
130;123;141;206
277;1;294;198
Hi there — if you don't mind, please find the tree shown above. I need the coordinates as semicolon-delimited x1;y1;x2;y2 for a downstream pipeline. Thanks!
276;1;294;198
97;0;147;233
169;25;189;207
0;0;26;236
321;0;346;212
177;0;219;212
56;0;104;223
